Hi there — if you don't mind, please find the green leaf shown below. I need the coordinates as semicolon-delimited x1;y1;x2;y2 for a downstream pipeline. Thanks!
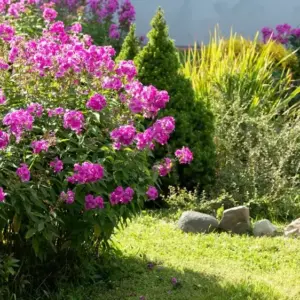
12;214;21;233
94;223;101;238
25;228;36;239
38;222;45;232
32;237;39;255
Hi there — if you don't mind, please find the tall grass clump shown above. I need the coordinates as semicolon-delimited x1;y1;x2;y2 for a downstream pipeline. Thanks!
182;29;300;220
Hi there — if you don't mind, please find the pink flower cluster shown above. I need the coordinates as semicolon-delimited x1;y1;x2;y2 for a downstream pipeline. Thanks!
0;187;6;202
60;189;75;204
67;162;104;184
125;82;170;118
135;117;175;150
0;58;9;70
110;125;136;149
116;60;137;81
42;7;58;22
109;24;120;40
8;46;19;63
261;24;300;44
27;103;43;117
175;146;193;164
48;107;65;117
146;186;158;200
110;186;134;205
85;194;104;210
86;94;107;111
63;110;85;134
0;23;15;42
156;158;173;177
13;20;117;78
118;0;135;27
31;139;49;154
0;130;9;149
16;163;30;182
50;157;64;173
3;109;34;142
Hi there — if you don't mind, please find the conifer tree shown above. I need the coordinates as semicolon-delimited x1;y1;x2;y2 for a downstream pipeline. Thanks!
116;24;140;62
135;8;216;190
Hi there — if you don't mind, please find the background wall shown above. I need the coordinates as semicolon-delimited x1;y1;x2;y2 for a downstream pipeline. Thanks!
131;0;300;46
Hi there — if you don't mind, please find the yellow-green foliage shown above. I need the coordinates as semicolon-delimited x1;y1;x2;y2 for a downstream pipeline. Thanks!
182;29;299;113
206;37;298;71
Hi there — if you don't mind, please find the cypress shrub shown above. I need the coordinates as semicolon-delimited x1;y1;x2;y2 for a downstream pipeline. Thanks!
134;8;216;190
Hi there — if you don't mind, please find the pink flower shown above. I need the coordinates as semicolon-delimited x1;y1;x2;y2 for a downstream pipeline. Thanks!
102;76;122;90
50;157;64;173
8;46;18;63
48;107;65;117
3;109;34;142
63;110;85;134
0;58;9;70
60;189;75;204
70;23;82;33
0;130;9;149
110;186;123;205
291;28;300;38
152;117;175;145
110;186;134;205
122;187;134;204
67;162;104;184
116;60;137;81
125;82;169;118
27;103;43;117
109;24;120;39
85;194;104;210
0;187;6;202
49;21;65;34
110;125;136;149
31;140;49;154
0;89;6;104
156;158;173;177
43;8;58;22
86;94;107;111
16;163;30;182
135;128;155;150
146;186;158;200
175;147;193;164
0;23;15;42
118;0;135;26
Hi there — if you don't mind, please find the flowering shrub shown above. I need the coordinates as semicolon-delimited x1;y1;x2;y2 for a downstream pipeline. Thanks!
0;0;136;48
261;24;300;71
0;14;192;277
261;24;300;45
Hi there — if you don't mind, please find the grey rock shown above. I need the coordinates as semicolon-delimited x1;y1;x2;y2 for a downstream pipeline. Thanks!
253;219;277;237
219;206;251;234
178;211;218;233
284;218;300;237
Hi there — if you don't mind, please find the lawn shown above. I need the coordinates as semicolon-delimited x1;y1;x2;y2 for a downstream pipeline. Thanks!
57;212;300;300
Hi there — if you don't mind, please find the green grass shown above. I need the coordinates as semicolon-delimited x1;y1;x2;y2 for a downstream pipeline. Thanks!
57;212;300;300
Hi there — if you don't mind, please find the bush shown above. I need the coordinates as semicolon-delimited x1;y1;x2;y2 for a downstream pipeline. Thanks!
183;30;300;220
0;13;192;296
0;0;136;49
116;24;141;62
134;8;216;191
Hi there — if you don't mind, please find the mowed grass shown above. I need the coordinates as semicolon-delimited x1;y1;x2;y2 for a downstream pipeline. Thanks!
58;212;300;300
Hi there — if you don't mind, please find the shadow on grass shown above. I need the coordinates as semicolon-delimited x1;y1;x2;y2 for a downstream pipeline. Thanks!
55;251;281;300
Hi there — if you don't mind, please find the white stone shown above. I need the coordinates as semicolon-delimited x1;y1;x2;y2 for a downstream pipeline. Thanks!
253;219;277;237
284;218;300;237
